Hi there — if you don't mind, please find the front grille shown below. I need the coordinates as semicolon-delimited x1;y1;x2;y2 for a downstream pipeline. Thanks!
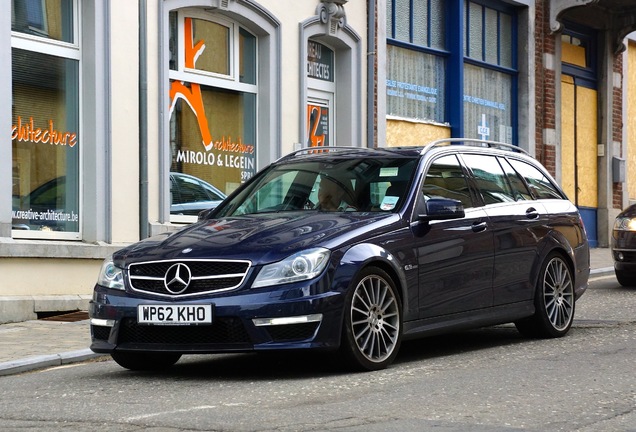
128;259;251;298
117;317;250;345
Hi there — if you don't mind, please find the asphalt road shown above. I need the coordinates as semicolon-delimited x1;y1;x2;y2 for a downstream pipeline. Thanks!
0;274;634;432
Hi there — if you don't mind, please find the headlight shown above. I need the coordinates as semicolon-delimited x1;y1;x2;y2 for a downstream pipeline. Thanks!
97;255;125;290
614;217;636;231
252;248;330;288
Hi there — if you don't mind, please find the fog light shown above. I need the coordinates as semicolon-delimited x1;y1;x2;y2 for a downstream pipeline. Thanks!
617;252;625;261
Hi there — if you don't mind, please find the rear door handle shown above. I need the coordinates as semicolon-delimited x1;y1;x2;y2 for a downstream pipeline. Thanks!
526;207;539;219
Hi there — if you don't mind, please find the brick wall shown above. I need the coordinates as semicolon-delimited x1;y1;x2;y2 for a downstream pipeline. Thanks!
535;0;557;176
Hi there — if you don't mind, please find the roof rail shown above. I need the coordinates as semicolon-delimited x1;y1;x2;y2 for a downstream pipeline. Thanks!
421;138;530;156
277;146;380;162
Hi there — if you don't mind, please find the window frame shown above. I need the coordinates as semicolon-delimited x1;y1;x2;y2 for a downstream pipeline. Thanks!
169;10;258;95
10;0;82;241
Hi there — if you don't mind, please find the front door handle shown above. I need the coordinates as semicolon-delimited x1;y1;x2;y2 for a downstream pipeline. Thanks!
472;221;488;232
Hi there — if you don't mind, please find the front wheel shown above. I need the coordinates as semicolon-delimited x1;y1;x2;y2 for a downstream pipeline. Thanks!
340;267;402;371
111;351;182;371
515;253;575;338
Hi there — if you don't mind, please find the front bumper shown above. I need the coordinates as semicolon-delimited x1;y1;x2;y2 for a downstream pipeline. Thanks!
89;283;344;354
611;229;636;271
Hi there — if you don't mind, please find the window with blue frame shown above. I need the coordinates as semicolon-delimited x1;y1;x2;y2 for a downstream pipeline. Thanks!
463;0;516;143
386;0;518;143
386;0;446;123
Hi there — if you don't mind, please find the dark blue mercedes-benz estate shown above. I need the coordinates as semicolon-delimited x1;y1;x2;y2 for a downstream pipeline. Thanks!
89;139;590;371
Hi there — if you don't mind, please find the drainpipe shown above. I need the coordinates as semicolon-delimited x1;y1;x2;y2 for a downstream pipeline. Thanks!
139;0;149;239
367;0;376;148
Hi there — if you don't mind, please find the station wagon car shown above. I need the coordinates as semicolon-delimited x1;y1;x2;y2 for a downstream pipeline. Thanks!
89;139;590;371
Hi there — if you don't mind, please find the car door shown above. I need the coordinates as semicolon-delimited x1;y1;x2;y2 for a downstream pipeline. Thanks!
461;153;545;305
414;154;495;319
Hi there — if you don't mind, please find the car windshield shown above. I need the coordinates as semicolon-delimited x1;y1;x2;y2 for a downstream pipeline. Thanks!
214;156;418;217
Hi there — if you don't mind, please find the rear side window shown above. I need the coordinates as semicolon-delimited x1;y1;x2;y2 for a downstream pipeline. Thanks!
461;154;515;204
499;157;533;201
423;155;473;208
508;159;564;200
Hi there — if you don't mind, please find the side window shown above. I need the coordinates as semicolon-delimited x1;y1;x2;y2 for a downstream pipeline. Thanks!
423;155;473;208
508;159;564;200
462;154;515;204
499;157;532;200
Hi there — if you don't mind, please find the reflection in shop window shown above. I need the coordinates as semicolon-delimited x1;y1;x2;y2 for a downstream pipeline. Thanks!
170;85;256;198
168;12;257;223
11;48;80;236
12;0;74;43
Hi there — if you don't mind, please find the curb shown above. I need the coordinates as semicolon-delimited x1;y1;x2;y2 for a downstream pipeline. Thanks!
590;267;614;277
0;349;104;377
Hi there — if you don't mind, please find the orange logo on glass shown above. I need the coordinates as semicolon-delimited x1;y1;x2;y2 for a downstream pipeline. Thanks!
11;116;77;147
169;18;213;151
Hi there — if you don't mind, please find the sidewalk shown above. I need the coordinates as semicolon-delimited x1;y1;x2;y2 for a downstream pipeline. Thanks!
0;248;616;376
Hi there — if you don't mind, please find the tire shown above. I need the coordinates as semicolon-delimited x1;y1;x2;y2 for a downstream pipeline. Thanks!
340;267;402;371
111;351;182;371
615;269;636;287
515;253;575;338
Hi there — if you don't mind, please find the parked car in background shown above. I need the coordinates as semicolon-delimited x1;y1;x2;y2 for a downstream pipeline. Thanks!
12;173;226;230
611;204;636;286
170;172;226;216
89;140;590;372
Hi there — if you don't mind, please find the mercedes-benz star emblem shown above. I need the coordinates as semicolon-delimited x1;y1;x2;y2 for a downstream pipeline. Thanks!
164;263;192;294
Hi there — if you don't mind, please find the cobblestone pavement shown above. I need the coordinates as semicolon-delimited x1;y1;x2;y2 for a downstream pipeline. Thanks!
0;248;615;376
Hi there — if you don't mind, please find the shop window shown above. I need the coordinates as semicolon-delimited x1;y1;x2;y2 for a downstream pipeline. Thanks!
11;0;80;239
386;0;447;124
169;11;257;223
465;1;513;69
386;45;445;123
463;64;513;142
307;40;335;147
387;0;445;50
386;0;518;143
463;0;516;143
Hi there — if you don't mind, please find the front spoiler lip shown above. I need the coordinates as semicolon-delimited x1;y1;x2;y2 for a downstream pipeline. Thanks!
90;341;336;354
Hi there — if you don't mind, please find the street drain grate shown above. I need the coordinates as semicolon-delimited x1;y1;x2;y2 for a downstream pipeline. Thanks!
38;311;90;322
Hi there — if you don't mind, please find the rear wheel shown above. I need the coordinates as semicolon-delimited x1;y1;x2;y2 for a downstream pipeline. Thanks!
515;253;575;338
615;269;636;287
111;351;182;371
340;267;402;371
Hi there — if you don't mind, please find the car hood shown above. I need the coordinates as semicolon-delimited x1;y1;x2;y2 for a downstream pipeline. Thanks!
115;212;400;266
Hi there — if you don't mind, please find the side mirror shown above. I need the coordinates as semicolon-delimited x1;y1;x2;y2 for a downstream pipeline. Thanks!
419;198;465;221
198;208;214;221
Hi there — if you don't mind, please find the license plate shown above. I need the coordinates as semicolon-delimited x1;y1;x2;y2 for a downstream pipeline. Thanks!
137;304;213;325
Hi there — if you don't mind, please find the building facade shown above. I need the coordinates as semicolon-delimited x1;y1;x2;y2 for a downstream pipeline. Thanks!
375;0;636;248
2;0;636;323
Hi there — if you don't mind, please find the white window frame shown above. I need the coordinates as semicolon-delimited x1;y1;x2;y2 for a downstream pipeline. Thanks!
10;0;82;240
